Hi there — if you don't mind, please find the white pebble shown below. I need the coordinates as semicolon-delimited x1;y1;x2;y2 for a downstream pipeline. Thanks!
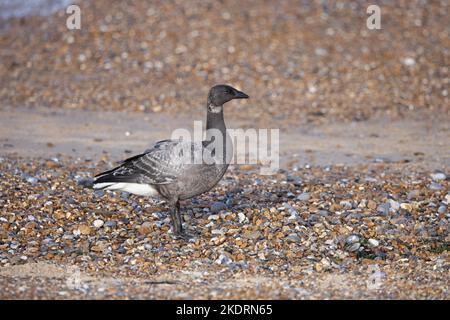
430;172;446;181
402;57;416;66
368;239;380;247
388;199;400;212
93;219;104;228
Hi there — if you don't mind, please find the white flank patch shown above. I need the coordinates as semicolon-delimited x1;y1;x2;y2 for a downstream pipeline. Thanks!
93;182;158;196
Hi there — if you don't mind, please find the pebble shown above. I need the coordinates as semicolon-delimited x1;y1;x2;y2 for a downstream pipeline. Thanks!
340;200;352;209
93;219;104;228
400;203;413;211
75;177;94;188
104;220;117;228
25;176;38;184
345;234;360;245
430;172;446;181
137;222;152;235
429;182;443;190
287;192;296;198
215;254;232;265
243;231;262;240
347;243;361;252
297;192;310;201
93;190;105;197
402;57;416;66
345;234;362;252
367;200;377;209
407;190;420;200
377;203;390;216
284;234;302;243
445;194;450;205
388;199;400;212
368;239;380;247
437;205;446;214
210;202;227;213
77;225;91;235
284;203;300;220
238;212;246;223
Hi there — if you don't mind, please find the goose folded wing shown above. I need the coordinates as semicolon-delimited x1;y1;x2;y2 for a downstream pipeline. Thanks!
94;140;184;185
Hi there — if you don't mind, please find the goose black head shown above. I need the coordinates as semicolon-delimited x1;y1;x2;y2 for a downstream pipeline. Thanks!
207;85;249;111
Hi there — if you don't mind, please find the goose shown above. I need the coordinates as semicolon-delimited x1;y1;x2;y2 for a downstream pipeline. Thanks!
93;84;249;238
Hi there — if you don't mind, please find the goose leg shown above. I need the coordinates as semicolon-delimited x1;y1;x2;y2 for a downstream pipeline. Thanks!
170;200;184;237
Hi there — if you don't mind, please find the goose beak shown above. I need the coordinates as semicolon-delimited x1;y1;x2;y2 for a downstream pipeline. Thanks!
234;90;249;99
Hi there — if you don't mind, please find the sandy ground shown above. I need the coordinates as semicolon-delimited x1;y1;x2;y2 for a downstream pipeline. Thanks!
1;107;448;169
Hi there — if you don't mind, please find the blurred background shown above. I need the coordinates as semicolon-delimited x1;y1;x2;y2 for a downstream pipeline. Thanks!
1;0;448;126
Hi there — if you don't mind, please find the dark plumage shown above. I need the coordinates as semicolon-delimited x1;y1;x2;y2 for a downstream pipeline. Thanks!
93;85;249;238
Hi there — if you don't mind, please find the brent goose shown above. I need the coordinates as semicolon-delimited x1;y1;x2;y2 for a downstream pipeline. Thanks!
93;85;249;238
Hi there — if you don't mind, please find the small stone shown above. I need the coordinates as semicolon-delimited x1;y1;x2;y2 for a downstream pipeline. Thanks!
407;190;420;200
215;254;232;265
210;202;227;213
368;239;380;247
93;219;104;228
77;225;91;235
367;200;377;210
345;234;360;245
320;257;331;269
438;205;446;214
297;192;310;201
75;176;94;187
284;234;301;243
105;221;117;228
211;229;224;235
238;212;246;223
287;192;296;198
347;242;361;252
402;57;416;66
430;172;446;181
445;194;450;205
243;230;262;240
429;182;443;190
377;203;390;216
315;48;328;56
358;199;367;208
138;222;152;235
285;203;300;220
345;234;362;252
340;200;352;209
152;105;162;113
25;176;38;184
315;262;323;272
400;203;413;211
388;199;400;212
94;190;105;198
